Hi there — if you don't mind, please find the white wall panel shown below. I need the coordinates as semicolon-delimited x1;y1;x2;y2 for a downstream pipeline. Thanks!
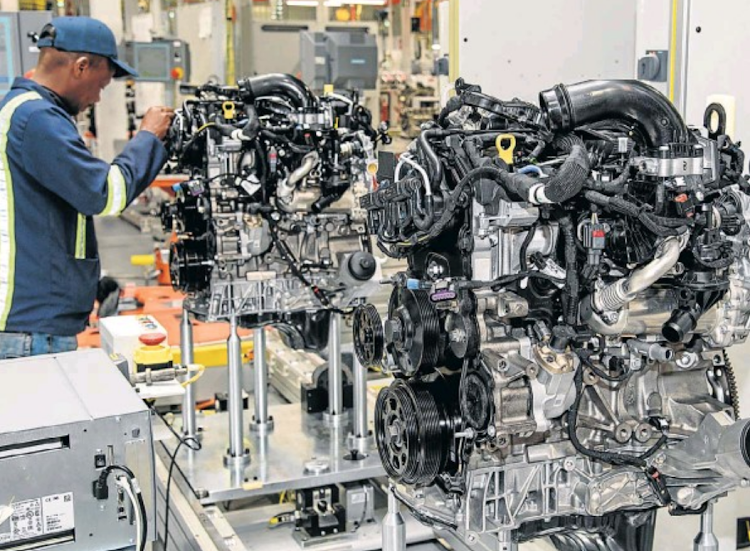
457;0;637;101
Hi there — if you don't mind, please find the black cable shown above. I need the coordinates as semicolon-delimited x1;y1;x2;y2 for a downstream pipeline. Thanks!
580;354;630;383
147;404;201;551
266;221;353;316
566;362;668;469
98;465;148;551
164;438;195;551
456;271;565;291
519;225;537;272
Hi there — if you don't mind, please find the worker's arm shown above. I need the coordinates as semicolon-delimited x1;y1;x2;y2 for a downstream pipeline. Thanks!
20;106;171;217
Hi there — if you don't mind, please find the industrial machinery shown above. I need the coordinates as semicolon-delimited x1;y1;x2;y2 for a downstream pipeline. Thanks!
354;79;750;551
0;11;51;99
0;349;155;551
121;39;191;83
163;73;386;333
161;73;388;467
300;30;378;92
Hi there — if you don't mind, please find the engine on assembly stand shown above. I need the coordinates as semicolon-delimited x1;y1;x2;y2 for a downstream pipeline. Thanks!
353;78;750;551
161;73;389;469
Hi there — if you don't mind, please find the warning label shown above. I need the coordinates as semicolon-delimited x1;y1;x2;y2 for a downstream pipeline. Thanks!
0;493;74;543
42;493;74;534
10;498;42;540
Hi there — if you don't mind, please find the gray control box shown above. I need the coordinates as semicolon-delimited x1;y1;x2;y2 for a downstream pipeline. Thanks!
0;11;53;98
300;30;377;91
0;349;154;551
121;39;191;83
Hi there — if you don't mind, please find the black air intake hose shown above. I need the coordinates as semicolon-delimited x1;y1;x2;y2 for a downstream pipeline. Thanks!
539;80;691;147
237;73;317;109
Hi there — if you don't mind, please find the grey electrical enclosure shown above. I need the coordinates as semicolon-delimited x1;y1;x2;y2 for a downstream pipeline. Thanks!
121;39;191;83
300;30;378;91
0;11;52;98
0;349;155;551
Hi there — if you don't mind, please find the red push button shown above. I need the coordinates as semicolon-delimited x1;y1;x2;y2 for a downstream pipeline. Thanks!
139;333;166;346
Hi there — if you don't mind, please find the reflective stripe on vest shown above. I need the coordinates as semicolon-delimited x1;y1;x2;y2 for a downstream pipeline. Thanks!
98;165;126;216
75;213;86;259
0;91;42;330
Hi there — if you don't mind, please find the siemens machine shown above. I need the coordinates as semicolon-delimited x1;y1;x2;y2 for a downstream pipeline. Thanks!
300;30;377;92
0;11;52;99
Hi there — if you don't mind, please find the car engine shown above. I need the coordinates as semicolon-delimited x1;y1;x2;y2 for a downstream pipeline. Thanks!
161;74;387;346
353;79;750;551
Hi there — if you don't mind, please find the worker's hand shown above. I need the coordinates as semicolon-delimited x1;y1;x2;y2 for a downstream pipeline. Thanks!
140;106;175;140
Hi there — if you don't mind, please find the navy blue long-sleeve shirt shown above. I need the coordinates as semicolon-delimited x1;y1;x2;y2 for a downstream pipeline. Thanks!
0;78;168;335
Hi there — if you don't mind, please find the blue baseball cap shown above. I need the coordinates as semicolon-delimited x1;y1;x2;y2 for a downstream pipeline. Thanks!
37;17;137;79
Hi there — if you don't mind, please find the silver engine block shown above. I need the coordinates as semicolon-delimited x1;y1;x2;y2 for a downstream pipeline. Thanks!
163;75;386;341
354;79;750;550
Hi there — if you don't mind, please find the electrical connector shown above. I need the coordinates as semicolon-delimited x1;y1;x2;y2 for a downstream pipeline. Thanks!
92;476;109;500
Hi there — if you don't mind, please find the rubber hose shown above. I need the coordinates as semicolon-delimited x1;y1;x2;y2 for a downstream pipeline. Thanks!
238;73;317;109
540;80;692;147
541;143;590;203
418;129;444;186
560;215;579;325
413;195;435;231
240;104;261;140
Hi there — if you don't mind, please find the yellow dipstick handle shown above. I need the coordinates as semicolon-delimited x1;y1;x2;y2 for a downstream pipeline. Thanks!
222;101;236;120
496;134;516;166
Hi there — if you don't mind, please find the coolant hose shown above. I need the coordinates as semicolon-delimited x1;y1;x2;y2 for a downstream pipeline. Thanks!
476;140;589;205
413;195;435;231
417;129;444;187
528;143;590;203
539;80;692;147
240;104;261;140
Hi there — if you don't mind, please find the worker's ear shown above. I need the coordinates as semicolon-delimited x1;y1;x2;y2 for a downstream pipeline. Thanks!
72;55;90;78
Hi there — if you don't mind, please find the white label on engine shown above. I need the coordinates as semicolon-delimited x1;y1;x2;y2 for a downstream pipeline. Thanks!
0;493;74;543
42;493;74;534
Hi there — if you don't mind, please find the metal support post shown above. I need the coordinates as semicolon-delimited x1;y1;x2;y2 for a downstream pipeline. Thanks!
382;485;405;551
250;327;274;434
180;304;198;440
693;501;719;551
346;354;372;458
224;313;250;467
497;530;518;551
324;312;348;427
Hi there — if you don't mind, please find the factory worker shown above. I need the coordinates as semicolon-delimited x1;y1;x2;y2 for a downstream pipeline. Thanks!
0;17;174;357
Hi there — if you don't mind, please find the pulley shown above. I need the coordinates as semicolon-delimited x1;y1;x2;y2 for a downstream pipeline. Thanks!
375;379;452;486
353;304;384;368
385;288;442;376
169;239;212;293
